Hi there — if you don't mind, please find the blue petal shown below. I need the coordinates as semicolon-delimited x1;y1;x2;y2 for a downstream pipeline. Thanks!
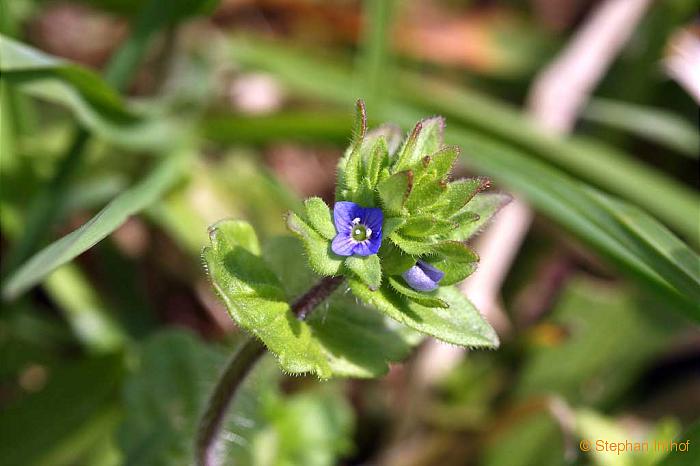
360;207;384;233
353;238;381;256
333;201;362;233
402;261;444;292
331;233;356;256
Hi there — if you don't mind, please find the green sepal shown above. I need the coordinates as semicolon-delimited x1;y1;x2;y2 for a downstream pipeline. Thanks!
378;241;415;275
286;211;343;276
425;241;479;286
345;254;382;290
448;193;511;241
348;280;499;348
387;276;449;309
304;197;336;240
377;170;413;215
436;177;489;217
394;116;445;172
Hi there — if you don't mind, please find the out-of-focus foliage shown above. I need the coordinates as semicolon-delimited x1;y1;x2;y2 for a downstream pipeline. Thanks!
118;330;353;466
1;0;698;465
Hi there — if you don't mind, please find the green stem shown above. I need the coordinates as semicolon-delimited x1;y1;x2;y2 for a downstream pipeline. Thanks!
195;275;345;466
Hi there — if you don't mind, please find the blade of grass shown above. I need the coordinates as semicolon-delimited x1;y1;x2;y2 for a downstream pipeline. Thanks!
581;97;699;158
2;145;190;300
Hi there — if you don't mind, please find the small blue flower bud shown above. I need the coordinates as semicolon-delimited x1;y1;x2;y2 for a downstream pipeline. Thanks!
402;260;445;292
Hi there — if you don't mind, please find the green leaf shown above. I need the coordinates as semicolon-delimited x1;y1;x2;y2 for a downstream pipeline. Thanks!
305;299;417;378
449;193;511;241
394;116;445;171
377;170;413;215
2;146;189;300
382;217;406;236
425;241;479;286
204;220;332;377
422;145;460;181
0;35;179;150
405;174;447;211
399;215;456;238
388;231;438;255
304;197;336;240
436;177;488;217
338;100;368;194
387;276;448;308
286;211;343;276
365;136;388;187
206;229;419;379
349;280;498;348
344;255;382;290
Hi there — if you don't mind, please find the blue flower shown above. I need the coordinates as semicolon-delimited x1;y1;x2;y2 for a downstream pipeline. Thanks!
402;260;445;292
331;201;383;256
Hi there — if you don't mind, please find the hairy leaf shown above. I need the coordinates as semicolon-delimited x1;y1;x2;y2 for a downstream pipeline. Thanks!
394;116;445;171
449;193;511;241
349;280;498;348
203;220;332;377
387;276;448;308
425;241;479;286
304;197;337;240
377;170;413;215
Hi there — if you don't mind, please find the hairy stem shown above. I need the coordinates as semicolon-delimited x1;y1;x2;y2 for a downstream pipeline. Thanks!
195;275;345;466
